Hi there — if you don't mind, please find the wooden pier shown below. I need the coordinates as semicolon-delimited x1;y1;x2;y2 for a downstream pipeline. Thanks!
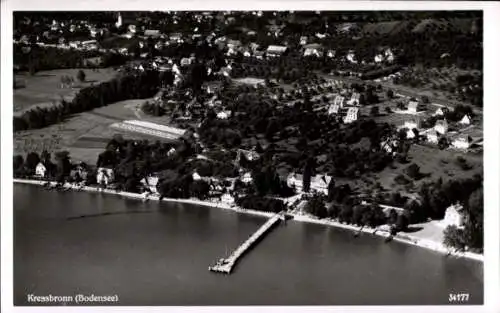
209;212;285;274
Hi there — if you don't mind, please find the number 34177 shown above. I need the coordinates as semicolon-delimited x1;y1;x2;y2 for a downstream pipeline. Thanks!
449;293;470;303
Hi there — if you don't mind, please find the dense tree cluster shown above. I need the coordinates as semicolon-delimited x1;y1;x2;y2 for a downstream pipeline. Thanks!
236;195;286;213
14;44;127;74
304;194;410;231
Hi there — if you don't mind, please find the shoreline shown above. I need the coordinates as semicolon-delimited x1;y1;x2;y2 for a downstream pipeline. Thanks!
13;178;483;263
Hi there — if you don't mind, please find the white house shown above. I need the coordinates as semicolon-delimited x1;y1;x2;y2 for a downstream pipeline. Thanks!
440;203;464;229
348;92;361;106
221;193;235;205
328;103;340;115
343;107;359;124
385;48;395;63
167;147;176;157
144;29;161;38
192;172;202;181
299;36;308;45
217;110;232;119
266;45;288;57
433;107;449;116
380;138;399;154
426;130;439;143
407;101;420;113
241;172;253;184
459;114;472;125
303;43;323;58
128;25;137;33
180;57;192;67
97;168;114;186
346;51;357;64
236;149;260;164
115;12;122;28
403;119;420;130
140;175;159;194
334;95;346;106
304;47;323;58
452;135;473;150
434;119;448;135
35;162;47;178
328;95;345;115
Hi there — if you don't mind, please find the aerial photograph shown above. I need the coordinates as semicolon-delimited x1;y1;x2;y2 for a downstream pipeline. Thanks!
12;10;484;306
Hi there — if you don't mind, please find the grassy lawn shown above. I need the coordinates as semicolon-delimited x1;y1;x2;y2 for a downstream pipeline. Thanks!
373;143;482;196
14;68;118;113
13;98;176;164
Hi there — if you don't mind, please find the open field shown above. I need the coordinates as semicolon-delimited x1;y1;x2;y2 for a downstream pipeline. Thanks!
361;17;479;36
374;144;483;196
13;98;177;164
14;68;118;113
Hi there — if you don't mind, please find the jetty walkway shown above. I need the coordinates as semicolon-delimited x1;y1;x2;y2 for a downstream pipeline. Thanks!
209;211;286;274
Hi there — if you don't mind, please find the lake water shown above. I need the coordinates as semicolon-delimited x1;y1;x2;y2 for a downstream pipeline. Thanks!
14;184;483;305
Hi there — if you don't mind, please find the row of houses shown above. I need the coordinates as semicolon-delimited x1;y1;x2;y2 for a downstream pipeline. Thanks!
400;114;475;149
35;160;468;231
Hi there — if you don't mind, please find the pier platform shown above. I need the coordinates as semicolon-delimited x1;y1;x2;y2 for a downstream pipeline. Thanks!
209;212;285;274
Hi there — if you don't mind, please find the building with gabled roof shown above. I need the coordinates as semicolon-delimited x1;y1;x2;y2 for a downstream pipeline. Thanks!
344;107;360;123
452;135;473;150
348;92;361;106
402;118;420;130
97;167;114;186
35;162;47;178
459;114;472;125
144;29;161;37
439;203;465;229
433;107;449;116
434;119;448;135
266;45;288;57
140;175;159;194
407;101;420;113
426;130;439;143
